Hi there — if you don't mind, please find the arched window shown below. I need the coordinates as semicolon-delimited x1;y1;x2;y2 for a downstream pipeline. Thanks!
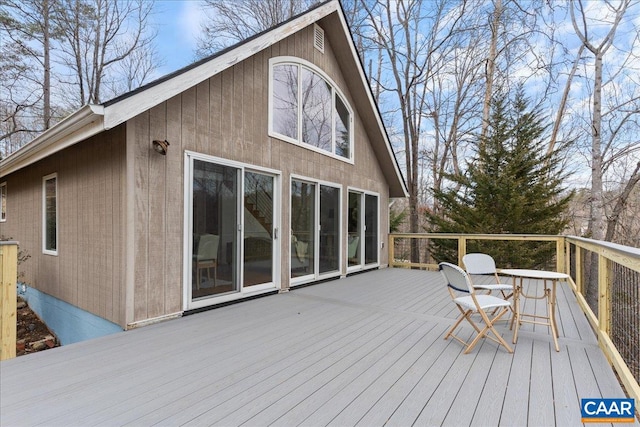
269;57;353;161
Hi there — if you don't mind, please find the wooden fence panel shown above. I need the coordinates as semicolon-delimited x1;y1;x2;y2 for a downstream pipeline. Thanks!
1;242;18;360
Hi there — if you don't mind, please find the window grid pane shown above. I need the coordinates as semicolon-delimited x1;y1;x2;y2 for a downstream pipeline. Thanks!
301;68;332;151
0;183;6;221
272;64;298;140
335;94;350;159
45;177;57;252
271;60;353;160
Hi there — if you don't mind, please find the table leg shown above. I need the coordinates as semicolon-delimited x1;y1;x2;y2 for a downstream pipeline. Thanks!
512;276;522;344
549;279;559;352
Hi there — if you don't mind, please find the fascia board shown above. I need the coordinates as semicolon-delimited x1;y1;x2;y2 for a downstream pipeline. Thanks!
103;1;339;130
0;105;105;178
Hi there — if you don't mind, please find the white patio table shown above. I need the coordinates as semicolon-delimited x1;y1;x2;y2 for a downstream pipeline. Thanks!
500;269;571;352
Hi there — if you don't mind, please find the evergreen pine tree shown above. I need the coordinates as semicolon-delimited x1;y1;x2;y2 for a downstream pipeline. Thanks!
427;87;574;268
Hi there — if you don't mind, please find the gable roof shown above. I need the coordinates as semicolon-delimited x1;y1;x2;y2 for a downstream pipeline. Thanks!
0;0;407;197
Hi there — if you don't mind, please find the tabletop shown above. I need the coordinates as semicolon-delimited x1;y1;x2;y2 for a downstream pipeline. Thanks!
500;269;570;280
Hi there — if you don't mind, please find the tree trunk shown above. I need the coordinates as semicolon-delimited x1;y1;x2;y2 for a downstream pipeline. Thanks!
43;0;51;129
481;0;502;141
547;44;584;160
589;52;605;242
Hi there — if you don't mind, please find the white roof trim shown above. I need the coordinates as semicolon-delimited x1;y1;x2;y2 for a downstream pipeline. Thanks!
1;0;407;197
1;105;104;178
103;1;339;130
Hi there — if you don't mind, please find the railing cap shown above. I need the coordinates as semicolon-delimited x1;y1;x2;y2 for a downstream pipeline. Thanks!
567;235;640;258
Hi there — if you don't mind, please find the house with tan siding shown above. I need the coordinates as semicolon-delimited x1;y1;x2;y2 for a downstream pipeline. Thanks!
0;0;407;344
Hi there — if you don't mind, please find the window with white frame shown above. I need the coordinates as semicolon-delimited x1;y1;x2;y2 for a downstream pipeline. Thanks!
43;174;57;255
270;57;353;161
0;182;6;222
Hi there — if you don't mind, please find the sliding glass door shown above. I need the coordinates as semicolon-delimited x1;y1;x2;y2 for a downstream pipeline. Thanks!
243;172;275;288
187;154;280;308
319;186;340;274
291;179;341;282
192;160;239;298
291;180;315;279
348;190;379;269
364;194;379;265
348;192;361;267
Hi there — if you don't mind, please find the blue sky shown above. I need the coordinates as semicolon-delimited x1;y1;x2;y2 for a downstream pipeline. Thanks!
151;1;205;76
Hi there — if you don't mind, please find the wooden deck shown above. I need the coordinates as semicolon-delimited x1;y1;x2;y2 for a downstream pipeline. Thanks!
1;268;637;426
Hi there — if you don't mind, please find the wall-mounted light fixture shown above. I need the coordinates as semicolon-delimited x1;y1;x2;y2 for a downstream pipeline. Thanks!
152;139;170;155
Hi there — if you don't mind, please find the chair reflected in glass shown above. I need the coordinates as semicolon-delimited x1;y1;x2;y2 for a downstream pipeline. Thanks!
194;234;220;289
348;235;359;264
439;262;513;354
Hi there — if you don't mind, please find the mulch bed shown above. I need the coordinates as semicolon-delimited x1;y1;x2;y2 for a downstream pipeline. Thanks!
15;297;59;356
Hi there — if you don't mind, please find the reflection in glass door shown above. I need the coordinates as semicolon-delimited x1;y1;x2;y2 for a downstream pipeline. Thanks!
291;180;315;278
192;160;239;299
348;192;361;267
348;191;379;268
365;194;379;265
319;185;340;274
244;172;275;287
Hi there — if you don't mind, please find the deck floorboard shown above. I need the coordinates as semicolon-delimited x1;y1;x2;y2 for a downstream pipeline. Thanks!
1;268;637;426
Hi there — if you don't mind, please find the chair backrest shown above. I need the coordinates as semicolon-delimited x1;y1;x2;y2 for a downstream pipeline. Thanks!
463;253;497;275
198;234;219;260
439;262;474;294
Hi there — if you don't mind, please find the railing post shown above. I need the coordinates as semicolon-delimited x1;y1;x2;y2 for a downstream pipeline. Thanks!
458;236;467;267
597;254;611;337
575;245;583;294
388;234;395;268
556;237;565;273
1;242;18;361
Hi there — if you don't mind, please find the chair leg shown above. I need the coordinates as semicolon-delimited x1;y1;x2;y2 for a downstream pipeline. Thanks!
445;310;469;340
466;307;512;354
447;305;513;354
489;308;513;352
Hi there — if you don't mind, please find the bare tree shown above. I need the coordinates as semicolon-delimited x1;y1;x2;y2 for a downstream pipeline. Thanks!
569;0;636;241
0;46;42;155
196;0;316;57
605;160;640;243
352;0;469;262
480;0;502;140
567;0;640;307
108;39;163;95
0;0;56;152
53;0;156;104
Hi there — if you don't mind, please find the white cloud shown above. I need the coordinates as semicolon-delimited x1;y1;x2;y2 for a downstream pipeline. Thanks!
177;1;205;53
151;1;206;75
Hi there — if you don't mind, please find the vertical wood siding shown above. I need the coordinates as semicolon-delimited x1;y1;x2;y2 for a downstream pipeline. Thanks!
0;126;127;326
0;21;394;327
128;22;390;322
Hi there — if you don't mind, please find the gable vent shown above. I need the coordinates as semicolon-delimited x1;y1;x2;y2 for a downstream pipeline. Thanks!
314;24;325;53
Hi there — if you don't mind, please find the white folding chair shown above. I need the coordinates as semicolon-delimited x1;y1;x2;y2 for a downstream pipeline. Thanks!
439;262;513;354
463;253;513;301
